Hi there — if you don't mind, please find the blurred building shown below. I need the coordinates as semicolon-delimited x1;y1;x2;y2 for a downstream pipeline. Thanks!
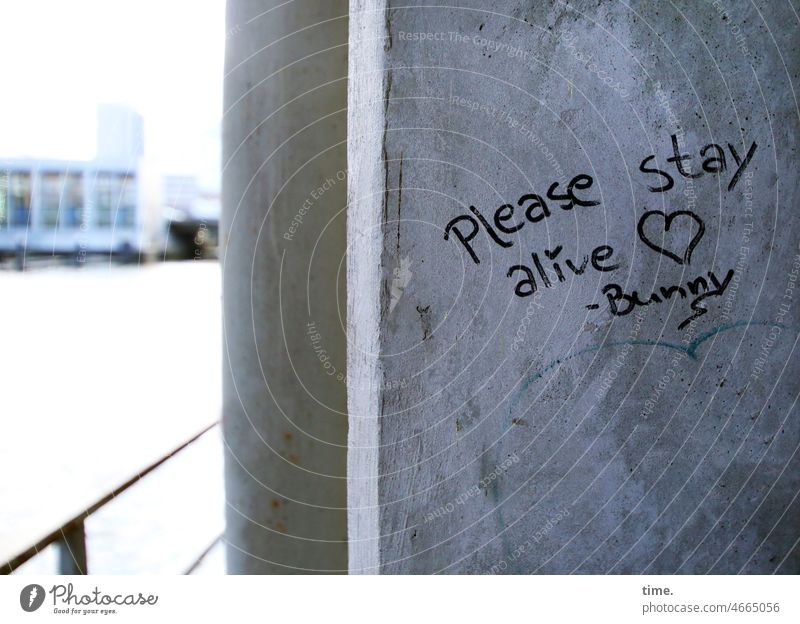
96;104;145;162
0;105;162;259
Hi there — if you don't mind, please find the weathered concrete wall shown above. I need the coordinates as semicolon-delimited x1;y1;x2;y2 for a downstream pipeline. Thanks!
222;0;348;572
348;0;800;573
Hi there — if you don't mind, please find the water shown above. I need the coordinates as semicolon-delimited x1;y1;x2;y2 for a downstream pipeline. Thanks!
0;261;225;574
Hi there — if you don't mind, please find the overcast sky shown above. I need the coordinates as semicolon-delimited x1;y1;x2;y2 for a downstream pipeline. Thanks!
0;0;226;190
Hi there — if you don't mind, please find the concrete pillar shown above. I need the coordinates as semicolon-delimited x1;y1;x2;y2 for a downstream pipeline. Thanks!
222;0;348;573
348;1;799;573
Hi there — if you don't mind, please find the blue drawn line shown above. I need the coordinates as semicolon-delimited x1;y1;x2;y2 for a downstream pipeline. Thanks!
510;320;789;413
685;319;777;358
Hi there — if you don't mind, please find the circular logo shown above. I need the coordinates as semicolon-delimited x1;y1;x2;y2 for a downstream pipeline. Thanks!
20;584;45;612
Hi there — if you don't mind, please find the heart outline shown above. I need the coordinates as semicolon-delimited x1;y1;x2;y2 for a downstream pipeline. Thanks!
637;209;705;265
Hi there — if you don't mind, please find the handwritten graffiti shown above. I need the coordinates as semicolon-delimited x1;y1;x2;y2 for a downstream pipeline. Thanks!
637;210;705;265
442;133;758;329
590;269;735;330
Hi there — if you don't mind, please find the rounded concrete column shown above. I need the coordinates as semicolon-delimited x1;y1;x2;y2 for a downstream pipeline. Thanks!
222;0;348;573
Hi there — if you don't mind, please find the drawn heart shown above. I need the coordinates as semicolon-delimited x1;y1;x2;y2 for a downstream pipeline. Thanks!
637;209;705;265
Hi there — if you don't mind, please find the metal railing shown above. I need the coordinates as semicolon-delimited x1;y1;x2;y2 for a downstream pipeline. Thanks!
2;421;221;575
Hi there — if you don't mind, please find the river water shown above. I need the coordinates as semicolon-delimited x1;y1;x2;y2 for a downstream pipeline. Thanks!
0;261;225;574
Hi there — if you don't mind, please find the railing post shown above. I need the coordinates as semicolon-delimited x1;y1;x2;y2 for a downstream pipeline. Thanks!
57;522;87;575
2;423;217;575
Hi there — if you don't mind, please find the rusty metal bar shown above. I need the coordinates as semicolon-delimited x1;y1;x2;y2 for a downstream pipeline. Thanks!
183;534;223;575
2;420;219;574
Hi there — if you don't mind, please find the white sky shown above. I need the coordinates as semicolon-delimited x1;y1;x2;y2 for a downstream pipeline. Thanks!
0;0;226;190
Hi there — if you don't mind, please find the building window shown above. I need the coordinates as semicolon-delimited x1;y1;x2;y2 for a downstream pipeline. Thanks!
118;175;136;227
63;173;84;227
40;171;84;229
95;173;136;228
94;173;115;227
41;172;60;228
8;171;31;227
0;171;8;227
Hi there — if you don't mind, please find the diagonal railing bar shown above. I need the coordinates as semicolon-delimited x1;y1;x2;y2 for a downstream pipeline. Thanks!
2;420;219;575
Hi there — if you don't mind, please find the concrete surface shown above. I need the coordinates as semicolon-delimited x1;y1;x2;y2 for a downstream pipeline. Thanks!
347;0;799;573
222;0;349;573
